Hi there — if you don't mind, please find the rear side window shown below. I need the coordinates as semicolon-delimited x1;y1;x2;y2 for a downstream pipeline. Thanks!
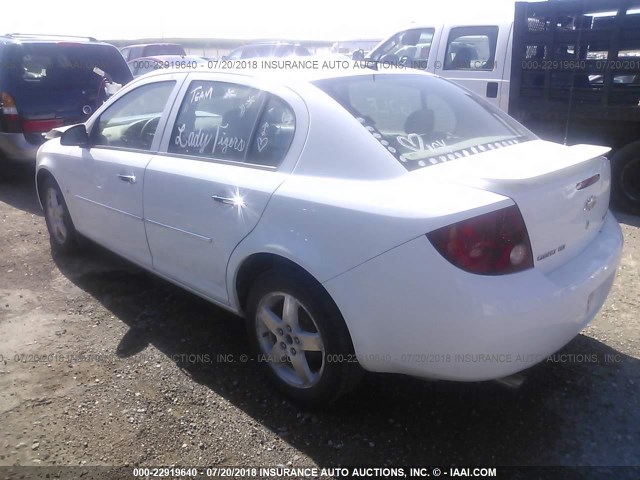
314;74;534;171
248;96;296;166
169;80;295;167
6;43;132;86
444;26;499;71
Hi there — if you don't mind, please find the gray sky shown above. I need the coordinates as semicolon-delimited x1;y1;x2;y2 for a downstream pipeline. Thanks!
2;0;518;41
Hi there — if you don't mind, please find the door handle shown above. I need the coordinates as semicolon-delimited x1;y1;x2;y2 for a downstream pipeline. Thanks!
211;195;241;207
486;82;499;98
117;174;136;184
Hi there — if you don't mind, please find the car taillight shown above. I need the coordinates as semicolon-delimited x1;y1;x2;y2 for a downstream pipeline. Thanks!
427;205;533;275
1;92;22;133
22;118;64;134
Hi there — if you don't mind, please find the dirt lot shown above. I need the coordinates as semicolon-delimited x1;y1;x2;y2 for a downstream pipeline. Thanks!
0;162;639;477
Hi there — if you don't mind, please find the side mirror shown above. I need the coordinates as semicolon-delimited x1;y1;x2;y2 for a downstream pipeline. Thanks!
60;124;89;147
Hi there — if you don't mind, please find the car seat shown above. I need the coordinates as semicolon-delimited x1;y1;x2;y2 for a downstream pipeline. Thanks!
450;47;474;69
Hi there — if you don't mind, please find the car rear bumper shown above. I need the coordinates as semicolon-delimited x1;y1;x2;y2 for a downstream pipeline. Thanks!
0;132;40;161
323;212;623;381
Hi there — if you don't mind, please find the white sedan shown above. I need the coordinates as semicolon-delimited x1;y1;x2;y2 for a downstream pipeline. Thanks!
36;66;623;405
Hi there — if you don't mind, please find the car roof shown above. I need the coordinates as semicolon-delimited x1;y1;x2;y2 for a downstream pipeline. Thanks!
240;42;303;47
0;33;109;45
139;60;432;84
388;10;515;31
129;55;207;63
122;42;183;48
397;20;514;30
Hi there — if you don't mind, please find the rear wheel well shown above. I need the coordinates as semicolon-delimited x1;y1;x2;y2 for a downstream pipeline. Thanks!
611;140;640;213
235;253;357;352
237;253;362;404
236;254;320;313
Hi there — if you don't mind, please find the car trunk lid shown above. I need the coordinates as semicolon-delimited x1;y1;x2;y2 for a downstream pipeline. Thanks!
430;140;611;274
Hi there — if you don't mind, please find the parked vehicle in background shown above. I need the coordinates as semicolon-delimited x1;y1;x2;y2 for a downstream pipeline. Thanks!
224;42;311;60
128;55;209;77
120;43;186;62
0;34;132;161
510;1;640;213
330;39;381;57
366;0;640;213
36;66;622;405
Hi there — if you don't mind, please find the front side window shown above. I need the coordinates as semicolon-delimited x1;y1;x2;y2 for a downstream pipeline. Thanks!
444;26;499;71
168;80;295;167
315;74;534;171
92;81;175;150
369;28;434;69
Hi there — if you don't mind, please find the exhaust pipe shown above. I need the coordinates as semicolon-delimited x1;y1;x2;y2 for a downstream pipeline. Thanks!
494;373;526;389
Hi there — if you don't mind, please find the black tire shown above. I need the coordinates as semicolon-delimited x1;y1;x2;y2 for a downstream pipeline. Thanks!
40;176;80;254
245;270;361;406
611;144;640;215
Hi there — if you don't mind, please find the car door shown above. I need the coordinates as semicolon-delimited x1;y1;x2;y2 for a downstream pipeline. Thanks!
68;75;183;267
436;24;508;107
143;74;306;303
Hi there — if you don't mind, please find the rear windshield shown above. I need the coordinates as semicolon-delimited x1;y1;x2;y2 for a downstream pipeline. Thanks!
142;44;186;57
6;43;132;87
314;74;535;171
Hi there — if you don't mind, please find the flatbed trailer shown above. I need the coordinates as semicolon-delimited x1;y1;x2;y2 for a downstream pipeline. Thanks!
509;0;640;212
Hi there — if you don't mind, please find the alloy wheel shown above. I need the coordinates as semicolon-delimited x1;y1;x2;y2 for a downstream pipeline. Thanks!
255;292;325;389
45;187;68;245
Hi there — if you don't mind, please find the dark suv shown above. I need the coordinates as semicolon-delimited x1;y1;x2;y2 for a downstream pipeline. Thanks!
0;34;132;161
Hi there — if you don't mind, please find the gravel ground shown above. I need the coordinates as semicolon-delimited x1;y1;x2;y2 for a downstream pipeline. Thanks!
0;162;638;477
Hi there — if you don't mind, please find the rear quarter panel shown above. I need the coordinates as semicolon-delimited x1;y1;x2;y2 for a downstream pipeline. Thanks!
227;85;511;309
